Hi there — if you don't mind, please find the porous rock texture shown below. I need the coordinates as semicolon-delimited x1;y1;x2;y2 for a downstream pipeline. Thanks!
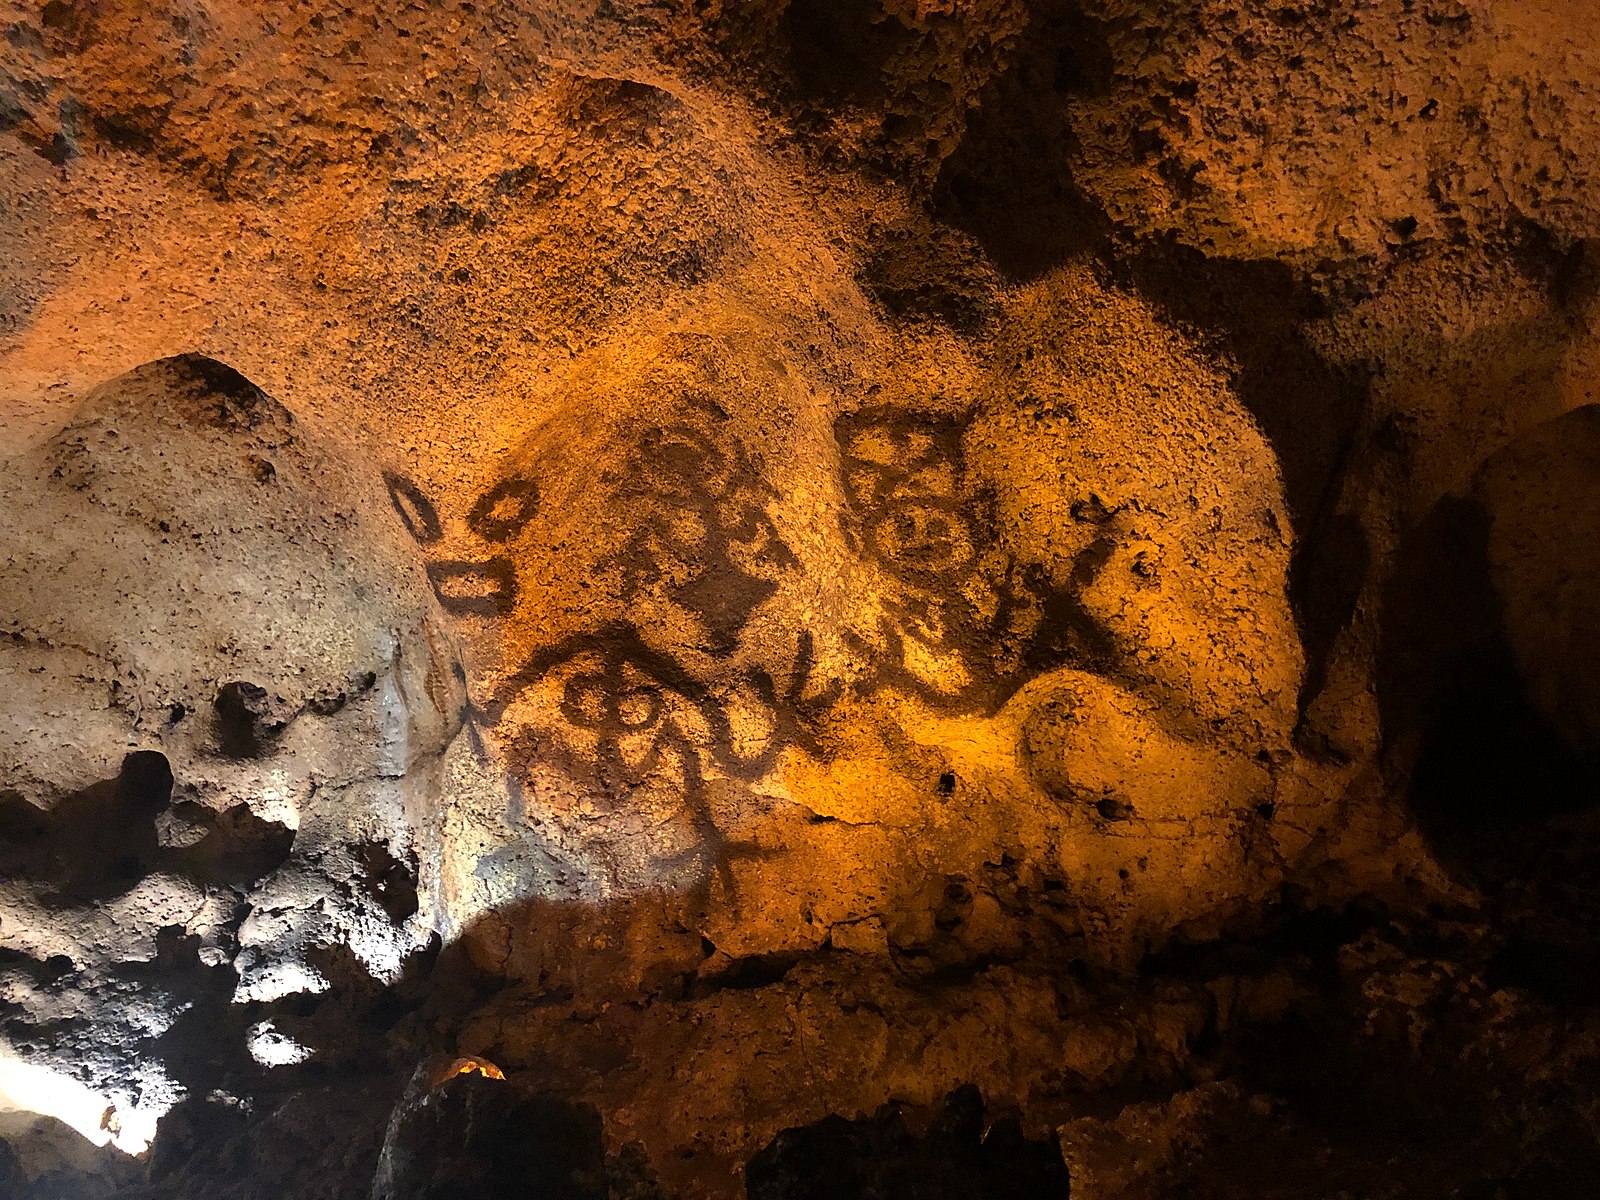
1;1;1600;1197
0;353;465;1155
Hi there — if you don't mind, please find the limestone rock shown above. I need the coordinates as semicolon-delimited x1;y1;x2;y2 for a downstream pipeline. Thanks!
0;355;463;1147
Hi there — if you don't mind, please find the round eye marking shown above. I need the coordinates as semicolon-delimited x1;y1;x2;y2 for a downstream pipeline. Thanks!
559;673;611;729
467;476;540;543
558;670;665;737
618;688;663;731
383;470;443;544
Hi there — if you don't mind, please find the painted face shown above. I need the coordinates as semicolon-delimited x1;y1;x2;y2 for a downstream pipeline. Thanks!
383;270;1317;965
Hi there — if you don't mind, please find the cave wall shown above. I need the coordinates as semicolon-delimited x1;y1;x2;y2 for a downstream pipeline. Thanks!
4;2;1600;1197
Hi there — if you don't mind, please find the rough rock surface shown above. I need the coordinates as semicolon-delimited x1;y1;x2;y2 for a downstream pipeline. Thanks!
0;355;464;1154
1;1;1600;1197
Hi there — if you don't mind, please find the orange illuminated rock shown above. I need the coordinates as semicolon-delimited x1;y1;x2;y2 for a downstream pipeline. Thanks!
428;1057;508;1088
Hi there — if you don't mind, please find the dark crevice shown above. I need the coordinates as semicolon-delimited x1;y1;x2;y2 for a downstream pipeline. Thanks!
746;1085;1069;1200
